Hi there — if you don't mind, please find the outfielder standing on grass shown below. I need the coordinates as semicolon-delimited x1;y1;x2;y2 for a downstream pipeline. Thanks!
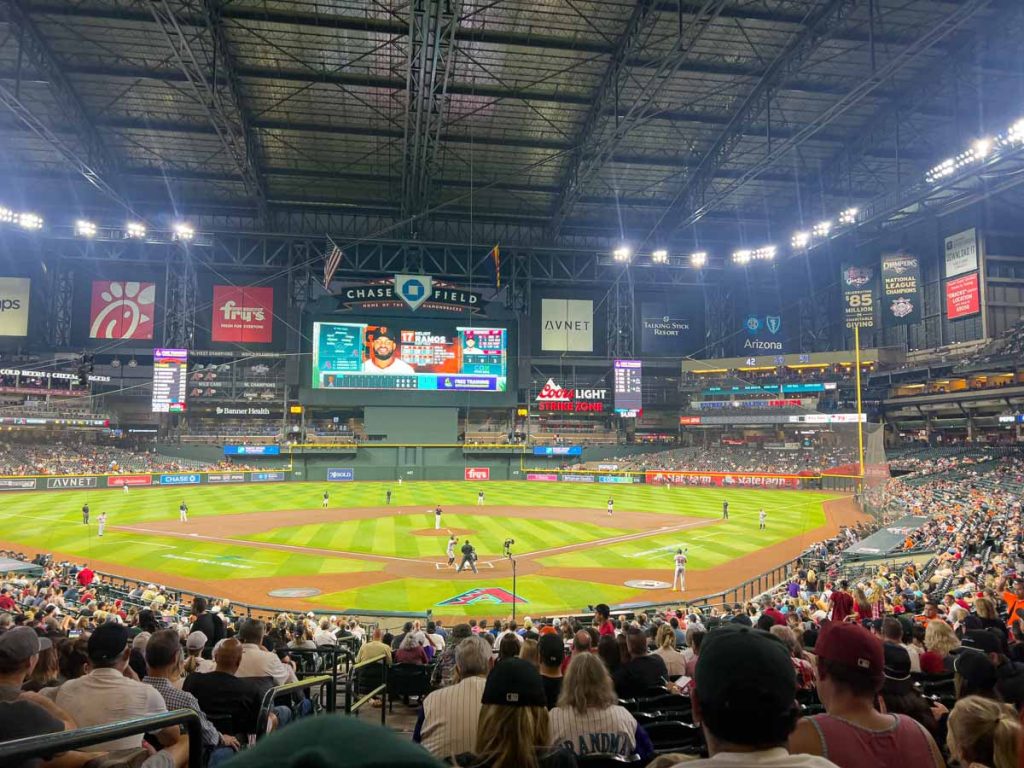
179;500;188;523
446;534;457;568
322;490;329;508
477;490;485;506
759;508;767;530
97;511;106;538
722;500;729;519
607;497;614;516
386;489;392;505
673;548;687;591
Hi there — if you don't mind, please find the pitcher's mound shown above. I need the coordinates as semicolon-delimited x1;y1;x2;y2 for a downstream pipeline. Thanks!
411;527;474;537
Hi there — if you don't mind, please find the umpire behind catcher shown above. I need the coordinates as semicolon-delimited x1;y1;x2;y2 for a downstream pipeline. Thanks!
457;539;478;574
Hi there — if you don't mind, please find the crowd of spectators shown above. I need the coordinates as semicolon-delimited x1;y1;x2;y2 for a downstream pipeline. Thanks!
0;442;282;476
575;445;857;475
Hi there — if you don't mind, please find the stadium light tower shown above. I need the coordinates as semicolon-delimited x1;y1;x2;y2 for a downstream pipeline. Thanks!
173;222;195;242
75;220;97;238
690;251;707;268
651;249;669;264
125;222;146;239
791;231;811;249
612;246;632;263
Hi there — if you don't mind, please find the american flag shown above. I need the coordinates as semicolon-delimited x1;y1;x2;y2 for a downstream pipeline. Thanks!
324;243;343;290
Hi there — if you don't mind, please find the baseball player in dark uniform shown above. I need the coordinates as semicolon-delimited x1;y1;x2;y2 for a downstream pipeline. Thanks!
457;540;478;574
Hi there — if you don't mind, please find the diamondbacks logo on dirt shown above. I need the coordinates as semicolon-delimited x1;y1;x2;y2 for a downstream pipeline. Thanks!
437;587;526;606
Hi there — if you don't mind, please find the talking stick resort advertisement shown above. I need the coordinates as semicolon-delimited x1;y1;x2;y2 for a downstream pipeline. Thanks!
311;321;508;392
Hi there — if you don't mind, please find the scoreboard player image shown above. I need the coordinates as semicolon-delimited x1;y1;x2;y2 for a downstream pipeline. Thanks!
311;320;508;392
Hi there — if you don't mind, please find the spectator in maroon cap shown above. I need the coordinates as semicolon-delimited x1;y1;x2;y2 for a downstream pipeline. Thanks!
788;622;944;768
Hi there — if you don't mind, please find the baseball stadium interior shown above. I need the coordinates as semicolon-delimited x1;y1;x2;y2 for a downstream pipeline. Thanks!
4;1;1024;767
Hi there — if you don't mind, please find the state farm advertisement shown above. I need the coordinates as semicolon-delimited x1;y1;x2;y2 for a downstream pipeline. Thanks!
646;471;802;489
212;285;274;343
946;272;980;320
535;379;607;413
464;467;490;481
107;474;153;487
90;281;156;340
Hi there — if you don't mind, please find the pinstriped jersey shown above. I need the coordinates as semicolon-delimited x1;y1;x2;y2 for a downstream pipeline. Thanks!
549;704;637;758
419;675;487;760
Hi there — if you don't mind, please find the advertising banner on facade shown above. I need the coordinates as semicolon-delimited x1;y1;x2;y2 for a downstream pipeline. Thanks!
561;474;595;483
526;473;559;481
207;473;246;484
532;445;583;456
944;228;978;278
212;285;274;343
840;264;877;330
327;468;355;482
107;475;153;487
598;475;635;484
223;445;281;456
0;277;30;336
541;299;593;352
639;300;702;355
946;272;981;319
89;281;156;339
250;471;287;482
645;471;802;488
880;253;922;326
534;380;607;413
464;467;490;481
0;478;36;490
736;312;786;354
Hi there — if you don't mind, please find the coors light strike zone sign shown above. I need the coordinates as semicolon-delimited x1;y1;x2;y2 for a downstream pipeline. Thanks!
535;379;607;412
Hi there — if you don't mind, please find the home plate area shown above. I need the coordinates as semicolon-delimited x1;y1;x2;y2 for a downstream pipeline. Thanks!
434;561;494;570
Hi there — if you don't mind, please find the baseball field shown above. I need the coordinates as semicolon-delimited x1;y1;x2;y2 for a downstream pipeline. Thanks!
0;481;861;616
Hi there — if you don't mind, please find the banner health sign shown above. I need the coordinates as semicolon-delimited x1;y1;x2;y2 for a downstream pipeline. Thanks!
327;468;355;482
841;263;877;329
881;253;922;326
639;300;700;355
223;445;281;456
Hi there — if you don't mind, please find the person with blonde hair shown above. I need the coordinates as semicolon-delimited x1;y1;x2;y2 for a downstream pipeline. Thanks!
920;620;960;674
549;651;647;761
458;657;574;768
520;638;540;668
770;625;816;690
947;695;1020;768
653;623;687;677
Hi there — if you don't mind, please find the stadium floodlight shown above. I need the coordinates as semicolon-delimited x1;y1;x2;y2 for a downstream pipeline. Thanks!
651;249;669;264
17;213;43;231
690;251;707;268
125;221;146;239
752;245;776;261
1009;118;1024;143
972;137;993;159
173;222;195;242
732;249;752;265
791;231;811;249
926;158;956;184
838;207;859;226
0;207;14;224
612;246;632;263
812;221;832;238
75;219;97;238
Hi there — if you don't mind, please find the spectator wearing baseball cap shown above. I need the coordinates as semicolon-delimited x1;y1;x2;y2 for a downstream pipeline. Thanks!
51;622;180;753
457;657;575;768
954;650;999;700
678;625;835;767
789;622;944;768
537;634;564;708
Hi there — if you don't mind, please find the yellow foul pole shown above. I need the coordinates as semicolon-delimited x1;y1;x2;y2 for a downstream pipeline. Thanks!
854;325;865;481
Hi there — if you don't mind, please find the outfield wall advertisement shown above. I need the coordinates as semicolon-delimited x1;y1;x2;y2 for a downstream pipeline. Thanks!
646;471;802;488
0;470;294;491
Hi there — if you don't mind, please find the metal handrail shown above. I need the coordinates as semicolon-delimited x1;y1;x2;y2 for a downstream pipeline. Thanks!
345;655;389;723
0;709;202;767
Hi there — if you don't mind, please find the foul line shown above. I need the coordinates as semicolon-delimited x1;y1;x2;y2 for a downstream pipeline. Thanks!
111;525;437;565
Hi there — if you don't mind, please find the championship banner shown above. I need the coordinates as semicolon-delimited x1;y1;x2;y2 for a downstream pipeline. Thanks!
944;229;978;278
0;277;30;336
89;281;156;340
212;286;273;343
646;471;801;489
946;272;980;319
840;264;876;329
881;253;922;326
541;299;593;352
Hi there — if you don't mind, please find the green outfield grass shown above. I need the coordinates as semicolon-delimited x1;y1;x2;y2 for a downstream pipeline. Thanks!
0;481;841;615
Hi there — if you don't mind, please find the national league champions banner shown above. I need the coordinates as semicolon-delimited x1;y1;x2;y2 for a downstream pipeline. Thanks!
840;264;877;330
880;253;922;326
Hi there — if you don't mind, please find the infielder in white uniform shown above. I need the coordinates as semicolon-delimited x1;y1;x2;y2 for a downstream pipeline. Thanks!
97;512;106;537
477;491;484;506
607;498;614;516
672;548;687;591
179;501;188;523
759;508;767;530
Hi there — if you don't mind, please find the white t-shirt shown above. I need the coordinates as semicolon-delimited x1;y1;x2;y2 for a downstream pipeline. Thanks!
363;357;415;375
52;668;167;752
673;748;839;767
549;704;637;758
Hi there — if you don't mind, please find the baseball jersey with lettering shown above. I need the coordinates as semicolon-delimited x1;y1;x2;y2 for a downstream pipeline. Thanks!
549;704;638;758
675;553;687;569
